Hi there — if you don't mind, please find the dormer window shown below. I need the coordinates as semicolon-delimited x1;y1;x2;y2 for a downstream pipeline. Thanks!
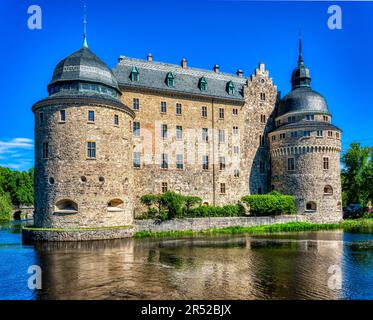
130;66;139;82
227;81;235;95
199;77;207;91
166;72;174;87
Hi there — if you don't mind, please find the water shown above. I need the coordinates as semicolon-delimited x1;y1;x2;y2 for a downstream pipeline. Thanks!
1;220;373;300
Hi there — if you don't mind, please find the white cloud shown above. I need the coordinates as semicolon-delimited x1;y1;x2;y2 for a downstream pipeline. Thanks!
0;138;34;171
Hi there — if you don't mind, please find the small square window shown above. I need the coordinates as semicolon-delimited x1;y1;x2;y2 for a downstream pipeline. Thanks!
162;182;168;193
233;108;238;116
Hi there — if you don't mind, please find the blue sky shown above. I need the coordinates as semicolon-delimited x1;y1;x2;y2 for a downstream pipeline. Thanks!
1;0;373;171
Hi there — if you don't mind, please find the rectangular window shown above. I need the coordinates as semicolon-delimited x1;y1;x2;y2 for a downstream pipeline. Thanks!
176;154;184;170
291;131;298;138
233;108;238;116
288;116;296;123
259;135;264;146
276;119;281;126
176;103;182;115
280;133;286;140
218;130;225;144
219;156;226;171
42;142;49;159
202;155;209;170
305;114;315;121
87;142;96;159
202;128;208;142
220;183;226;194
60;110;66;122
323;115;329;122
233;146;239;154
303;131;311;137
272;135;276;142
39;112;44;125
219;108;224;119
161;153;168;169
161;124;168;139
261;114;266;123
133;122;140;136
317;130;323;137
323;157;329;170
328;131;333;137
88;110;95;122
162;182;168;193
133;152;141;168
176;125;183;140
201;106;207;118
233;126;239;135
287;158;295;171
260;161;265;174
234;169;240;178
161;101;167;113
114;114;119;126
336;132;340;139
133;98;140;111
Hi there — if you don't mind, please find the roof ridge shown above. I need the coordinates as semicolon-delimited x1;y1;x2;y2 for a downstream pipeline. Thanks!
117;56;248;82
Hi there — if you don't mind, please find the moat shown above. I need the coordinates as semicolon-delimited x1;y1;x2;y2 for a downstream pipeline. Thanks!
1;220;373;300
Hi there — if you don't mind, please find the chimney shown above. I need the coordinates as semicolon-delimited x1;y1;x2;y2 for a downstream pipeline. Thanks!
181;58;187;69
236;69;243;77
147;53;153;62
118;56;125;64
213;64;220;73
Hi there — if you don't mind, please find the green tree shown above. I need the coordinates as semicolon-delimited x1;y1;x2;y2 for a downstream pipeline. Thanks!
341;143;373;207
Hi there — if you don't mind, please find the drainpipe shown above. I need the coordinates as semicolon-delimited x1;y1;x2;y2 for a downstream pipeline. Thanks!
212;98;216;206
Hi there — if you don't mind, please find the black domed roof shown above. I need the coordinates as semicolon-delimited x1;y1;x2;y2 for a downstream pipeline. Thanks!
49;46;120;92
277;87;330;117
277;36;330;117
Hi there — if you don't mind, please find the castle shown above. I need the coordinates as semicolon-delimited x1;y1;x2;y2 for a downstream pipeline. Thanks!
31;36;342;231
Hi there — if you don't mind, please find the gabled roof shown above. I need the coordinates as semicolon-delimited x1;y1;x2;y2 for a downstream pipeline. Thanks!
112;57;247;102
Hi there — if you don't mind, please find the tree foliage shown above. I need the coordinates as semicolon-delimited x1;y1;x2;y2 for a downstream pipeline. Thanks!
0;166;34;207
341;143;373;207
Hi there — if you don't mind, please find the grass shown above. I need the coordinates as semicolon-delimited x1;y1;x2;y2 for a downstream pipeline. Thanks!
23;225;133;232
134;219;373;238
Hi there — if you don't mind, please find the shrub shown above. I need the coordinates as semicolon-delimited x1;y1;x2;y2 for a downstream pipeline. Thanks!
241;192;296;216
188;203;245;218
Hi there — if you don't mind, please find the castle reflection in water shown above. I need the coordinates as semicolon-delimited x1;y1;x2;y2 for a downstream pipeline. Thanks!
33;232;345;300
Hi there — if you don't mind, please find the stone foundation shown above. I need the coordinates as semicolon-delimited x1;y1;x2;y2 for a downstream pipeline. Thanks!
22;226;134;242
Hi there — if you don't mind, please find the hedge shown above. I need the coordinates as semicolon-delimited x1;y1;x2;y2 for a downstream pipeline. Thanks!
241;191;296;216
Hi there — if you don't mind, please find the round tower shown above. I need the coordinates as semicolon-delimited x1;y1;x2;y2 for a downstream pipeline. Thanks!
269;37;342;223
32;43;135;230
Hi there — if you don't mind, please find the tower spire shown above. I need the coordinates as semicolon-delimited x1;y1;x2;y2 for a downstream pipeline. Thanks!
298;29;303;65
83;3;88;48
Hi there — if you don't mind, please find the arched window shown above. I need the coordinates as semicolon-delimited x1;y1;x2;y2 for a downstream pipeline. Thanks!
227;81;235;95
130;66;139;82
166;72;174;87
54;199;78;213
306;201;317;212
108;199;124;212
199;77;207;91
203;202;209;206
337;201;342;211
324;185;333;195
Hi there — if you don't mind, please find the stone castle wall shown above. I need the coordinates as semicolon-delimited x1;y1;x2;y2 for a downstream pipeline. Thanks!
119;63;278;215
269;127;342;222
33;101;135;228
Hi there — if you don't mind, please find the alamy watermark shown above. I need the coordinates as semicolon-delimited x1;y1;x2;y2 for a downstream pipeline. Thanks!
27;265;42;290
27;5;42;30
